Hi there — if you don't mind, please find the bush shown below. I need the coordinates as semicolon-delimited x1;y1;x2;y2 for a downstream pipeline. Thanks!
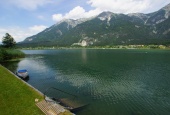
0;48;25;62
0;48;7;61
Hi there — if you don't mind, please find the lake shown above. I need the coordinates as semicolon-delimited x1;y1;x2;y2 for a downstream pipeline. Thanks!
3;49;170;115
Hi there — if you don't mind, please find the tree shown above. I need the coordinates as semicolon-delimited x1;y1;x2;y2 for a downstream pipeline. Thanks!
2;33;16;48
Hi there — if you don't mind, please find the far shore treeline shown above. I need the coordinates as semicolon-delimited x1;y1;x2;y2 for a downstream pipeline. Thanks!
1;32;170;62
0;33;25;62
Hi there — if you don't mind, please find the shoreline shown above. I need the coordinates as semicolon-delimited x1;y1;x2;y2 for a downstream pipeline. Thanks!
18;45;170;50
0;64;44;114
1;64;44;96
19;47;170;51
0;65;73;115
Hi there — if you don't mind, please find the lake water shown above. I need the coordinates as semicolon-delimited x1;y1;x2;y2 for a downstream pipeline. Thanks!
3;49;170;115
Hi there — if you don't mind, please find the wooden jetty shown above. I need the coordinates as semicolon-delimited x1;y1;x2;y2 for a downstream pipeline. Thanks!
39;87;89;114
43;87;89;113
36;99;74;115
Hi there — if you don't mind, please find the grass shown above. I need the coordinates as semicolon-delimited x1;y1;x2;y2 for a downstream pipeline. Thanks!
0;65;44;115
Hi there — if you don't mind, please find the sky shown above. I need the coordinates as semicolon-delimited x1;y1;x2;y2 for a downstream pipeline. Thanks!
0;0;170;42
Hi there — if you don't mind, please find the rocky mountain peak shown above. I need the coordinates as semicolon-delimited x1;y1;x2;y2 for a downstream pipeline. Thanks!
128;13;148;18
162;3;170;19
128;13;149;22
97;11;114;22
54;17;94;29
163;3;170;11
97;11;113;17
55;19;78;28
21;3;170;46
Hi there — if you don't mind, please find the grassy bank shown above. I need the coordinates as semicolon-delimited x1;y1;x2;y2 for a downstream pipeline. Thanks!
0;65;44;115
0;48;25;62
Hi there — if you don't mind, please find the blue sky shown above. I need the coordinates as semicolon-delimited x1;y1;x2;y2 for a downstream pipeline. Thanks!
0;0;170;42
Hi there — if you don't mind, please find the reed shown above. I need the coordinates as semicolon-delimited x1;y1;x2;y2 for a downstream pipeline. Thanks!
0;48;25;61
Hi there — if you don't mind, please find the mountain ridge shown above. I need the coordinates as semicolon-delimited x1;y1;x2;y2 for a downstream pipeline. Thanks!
21;3;170;47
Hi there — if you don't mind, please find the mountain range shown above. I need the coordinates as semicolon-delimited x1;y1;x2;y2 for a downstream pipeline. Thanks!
20;3;170;47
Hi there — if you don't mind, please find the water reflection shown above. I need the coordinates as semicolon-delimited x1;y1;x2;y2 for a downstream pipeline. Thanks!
3;49;170;115
2;60;19;73
18;56;57;80
81;49;87;64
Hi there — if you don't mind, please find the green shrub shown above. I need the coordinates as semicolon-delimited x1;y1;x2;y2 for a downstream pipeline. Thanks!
0;48;25;62
0;48;7;61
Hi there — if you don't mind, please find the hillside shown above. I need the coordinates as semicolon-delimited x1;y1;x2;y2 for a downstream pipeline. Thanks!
20;3;170;47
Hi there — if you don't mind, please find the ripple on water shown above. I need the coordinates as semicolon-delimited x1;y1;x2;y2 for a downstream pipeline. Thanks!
8;49;170;115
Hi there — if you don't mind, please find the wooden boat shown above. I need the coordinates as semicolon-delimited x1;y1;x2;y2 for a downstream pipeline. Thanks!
16;69;29;79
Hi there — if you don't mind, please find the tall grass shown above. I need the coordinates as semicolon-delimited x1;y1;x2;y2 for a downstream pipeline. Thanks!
0;48;25;62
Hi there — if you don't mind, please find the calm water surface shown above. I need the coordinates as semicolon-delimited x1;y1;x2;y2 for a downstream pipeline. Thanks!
4;49;170;115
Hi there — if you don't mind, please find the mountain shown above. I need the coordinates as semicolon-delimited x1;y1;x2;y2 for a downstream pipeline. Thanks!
24;19;86;42
21;3;170;47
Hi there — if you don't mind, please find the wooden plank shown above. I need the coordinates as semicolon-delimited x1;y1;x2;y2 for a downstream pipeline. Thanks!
36;100;67;115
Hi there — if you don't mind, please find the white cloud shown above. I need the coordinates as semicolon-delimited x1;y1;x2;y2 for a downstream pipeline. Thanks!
64;6;86;19
52;0;170;22
87;0;170;14
0;25;47;42
52;6;101;22
52;14;63;22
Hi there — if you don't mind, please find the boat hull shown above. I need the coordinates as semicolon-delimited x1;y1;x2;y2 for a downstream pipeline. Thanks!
16;70;29;79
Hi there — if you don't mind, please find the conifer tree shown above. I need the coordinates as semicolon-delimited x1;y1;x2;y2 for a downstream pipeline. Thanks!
2;33;16;48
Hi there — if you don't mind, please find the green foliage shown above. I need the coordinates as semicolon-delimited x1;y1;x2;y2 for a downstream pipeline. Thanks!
0;48;7;61
2;33;16;48
0;48;25;62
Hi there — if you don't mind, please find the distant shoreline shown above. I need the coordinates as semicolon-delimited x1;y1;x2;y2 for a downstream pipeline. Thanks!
18;45;170;50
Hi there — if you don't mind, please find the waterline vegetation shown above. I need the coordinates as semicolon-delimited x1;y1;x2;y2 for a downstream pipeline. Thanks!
0;48;25;62
0;33;25;62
